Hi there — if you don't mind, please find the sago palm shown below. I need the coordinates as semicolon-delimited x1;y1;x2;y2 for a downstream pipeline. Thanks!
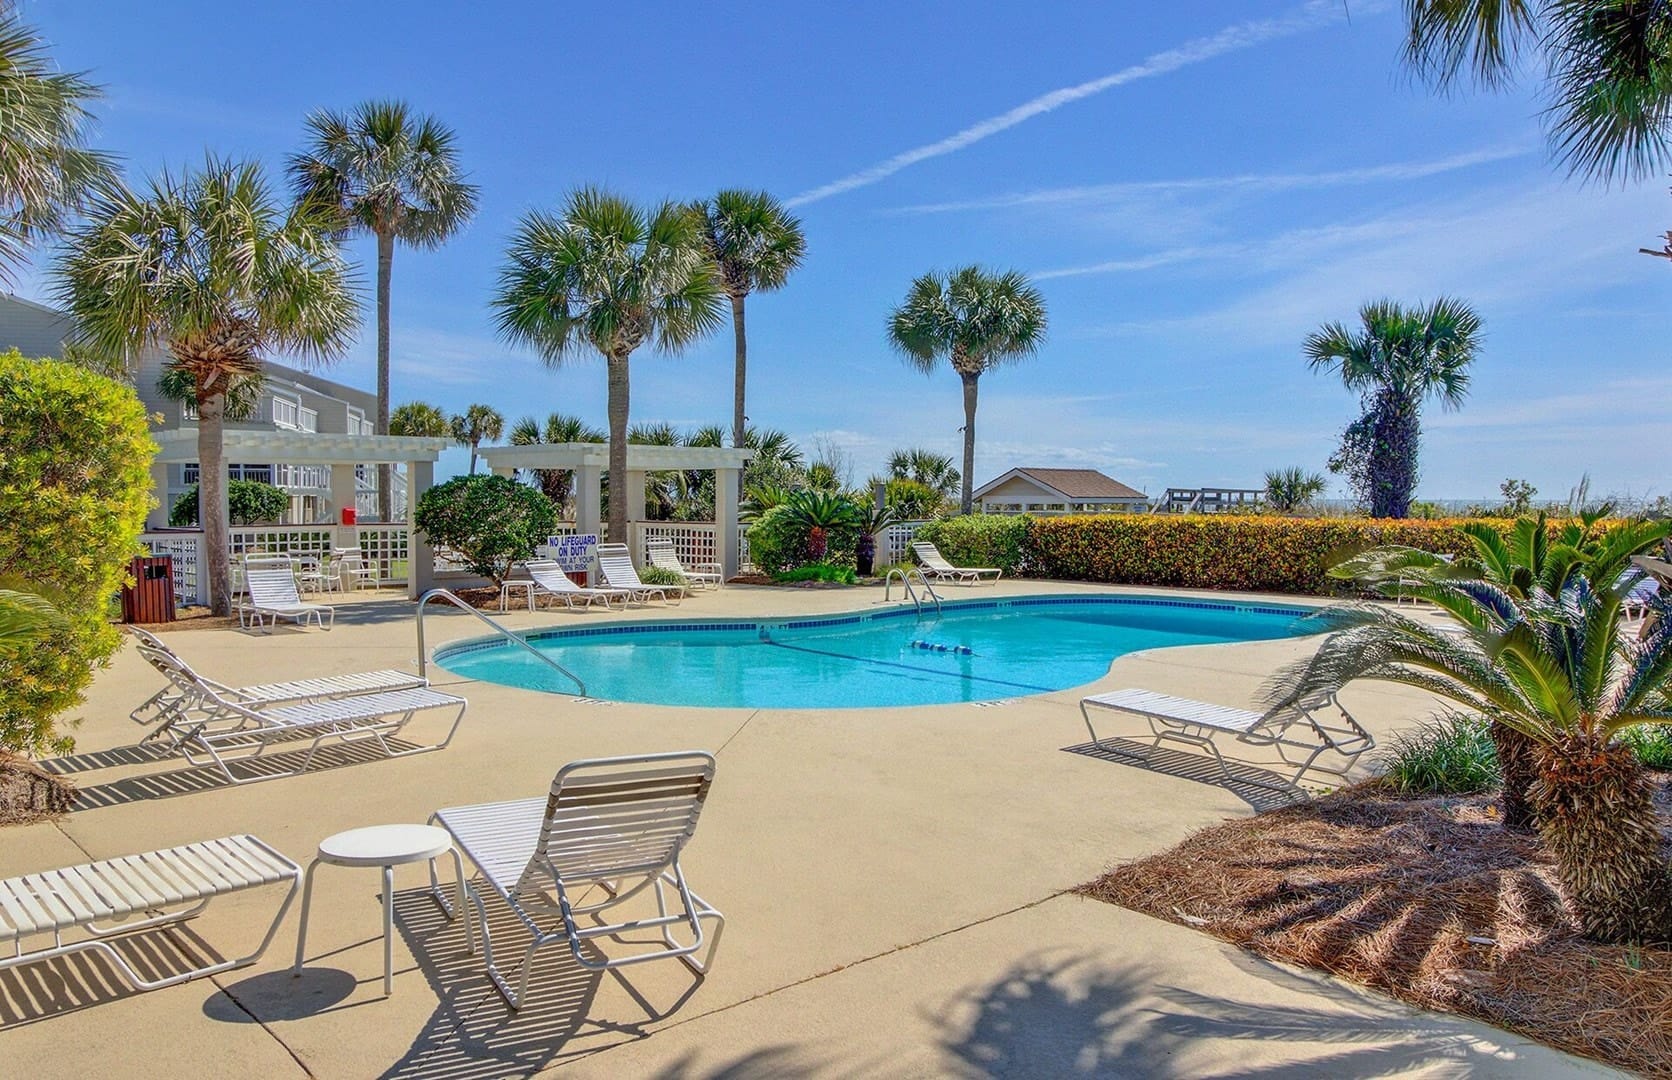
1272;577;1672;943
888;267;1047;514
1403;0;1672;182
1305;297;1480;519
694;190;805;462
492;188;723;542
0;8;116;283
389;400;450;437
55;158;358;615
510;413;603;513
450;403;503;475
289;100;478;519
783;489;858;562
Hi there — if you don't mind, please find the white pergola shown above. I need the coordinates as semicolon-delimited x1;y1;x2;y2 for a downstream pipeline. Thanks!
150;429;451;599
475;443;754;578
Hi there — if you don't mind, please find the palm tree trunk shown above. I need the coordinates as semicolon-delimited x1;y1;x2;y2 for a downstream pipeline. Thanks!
375;228;395;523
1532;739;1672;943
960;371;979;515
730;292;748;502
197;381;231;617
606;350;631;543
1490;721;1540;831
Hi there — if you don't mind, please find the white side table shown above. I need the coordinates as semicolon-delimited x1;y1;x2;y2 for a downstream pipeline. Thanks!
293;823;473;996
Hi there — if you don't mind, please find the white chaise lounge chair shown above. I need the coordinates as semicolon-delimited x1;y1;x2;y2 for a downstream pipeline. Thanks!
596;543;684;605
127;627;426;740
911;541;1002;585
0;834;299;991
139;647;467;784
645;538;722;590
431;751;725;1009
1079;688;1373;791
501;560;633;612
237;556;335;630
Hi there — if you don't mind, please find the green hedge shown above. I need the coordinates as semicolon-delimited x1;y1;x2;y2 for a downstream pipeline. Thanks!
1024;514;1487;595
169;478;289;526
914;514;1031;575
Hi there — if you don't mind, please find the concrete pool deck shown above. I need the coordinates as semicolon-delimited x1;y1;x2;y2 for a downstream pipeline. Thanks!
0;580;1618;1078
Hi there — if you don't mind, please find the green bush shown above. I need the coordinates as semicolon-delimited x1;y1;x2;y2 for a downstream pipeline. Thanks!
1619;724;1672;770
636;564;686;587
0;351;154;755
746;501;858;574
915;514;1031;575
1374;712;1500;795
414;474;556;585
1025;514;1484;595
169;478;290;526
772;563;857;584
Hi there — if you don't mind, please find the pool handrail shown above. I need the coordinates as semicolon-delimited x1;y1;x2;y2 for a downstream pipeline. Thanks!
416;588;587;697
883;567;941;615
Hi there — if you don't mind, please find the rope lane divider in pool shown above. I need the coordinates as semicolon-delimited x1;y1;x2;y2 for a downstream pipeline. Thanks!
762;639;1056;696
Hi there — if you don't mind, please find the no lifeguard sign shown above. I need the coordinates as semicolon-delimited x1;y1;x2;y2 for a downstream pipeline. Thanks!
550;534;598;574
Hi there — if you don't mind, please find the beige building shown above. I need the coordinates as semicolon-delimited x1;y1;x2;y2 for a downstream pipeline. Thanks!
973;467;1150;515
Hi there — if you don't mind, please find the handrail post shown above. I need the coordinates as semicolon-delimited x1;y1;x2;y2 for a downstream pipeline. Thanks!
415;588;587;696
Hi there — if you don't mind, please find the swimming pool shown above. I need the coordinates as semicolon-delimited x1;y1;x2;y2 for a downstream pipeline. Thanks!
434;594;1317;709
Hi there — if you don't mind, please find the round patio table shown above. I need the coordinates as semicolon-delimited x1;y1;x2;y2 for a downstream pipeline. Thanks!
292;823;471;995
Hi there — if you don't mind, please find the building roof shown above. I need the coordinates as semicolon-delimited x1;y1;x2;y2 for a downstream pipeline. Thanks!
152;428;448;465
973;467;1147;502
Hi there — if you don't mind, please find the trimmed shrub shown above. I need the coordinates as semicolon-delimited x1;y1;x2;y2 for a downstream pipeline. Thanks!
636;564;686;587
414;474;556;585
747;502;858;575
1025;514;1484;595
915;514;1030;575
169;478;290;526
773;563;857;585
0;352;154;756
1374;712;1500;795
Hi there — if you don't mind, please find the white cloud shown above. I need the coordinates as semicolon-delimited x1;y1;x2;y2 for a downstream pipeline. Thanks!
785;1;1377;207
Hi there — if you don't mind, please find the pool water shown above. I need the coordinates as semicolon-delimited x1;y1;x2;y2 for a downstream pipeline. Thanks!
435;594;1316;709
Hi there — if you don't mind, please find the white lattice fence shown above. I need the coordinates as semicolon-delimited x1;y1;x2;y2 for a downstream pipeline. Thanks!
631;522;718;569
356;524;410;584
227;526;336;561
139;533;205;605
881;520;929;566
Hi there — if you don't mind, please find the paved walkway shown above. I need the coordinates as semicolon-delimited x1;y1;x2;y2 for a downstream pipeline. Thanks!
0;582;1618;1078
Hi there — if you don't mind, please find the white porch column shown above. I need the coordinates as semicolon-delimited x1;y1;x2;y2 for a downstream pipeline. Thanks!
714;466;740;580
574;465;602;537
328;463;357;524
407;458;436;600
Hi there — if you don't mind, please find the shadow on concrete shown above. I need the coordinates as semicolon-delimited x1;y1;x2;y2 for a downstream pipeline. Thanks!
0;923;225;1029
1062;738;1309;813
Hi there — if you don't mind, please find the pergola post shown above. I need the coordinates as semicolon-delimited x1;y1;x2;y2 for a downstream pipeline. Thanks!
407;458;435;600
574;464;602;536
624;469;647;553
715;466;740;580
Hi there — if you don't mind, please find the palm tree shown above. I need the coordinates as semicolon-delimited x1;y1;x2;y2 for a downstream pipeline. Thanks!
1263;467;1328;513
1402;1;1672;182
887;447;960;501
492;188;723;542
1304;298;1481;519
694;191;806;467
888;267;1047;514
289;100;478;521
510;412;604;513
0;8;117;283
156;366;266;422
1271;574;1672;943
450;403;503;475
389;400;450;437
56;158;357;615
782;490;858;562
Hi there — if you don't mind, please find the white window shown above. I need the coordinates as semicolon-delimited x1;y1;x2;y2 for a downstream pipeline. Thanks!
270;395;302;430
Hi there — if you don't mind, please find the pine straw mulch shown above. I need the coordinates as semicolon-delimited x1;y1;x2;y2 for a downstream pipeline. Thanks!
1081;781;1672;1077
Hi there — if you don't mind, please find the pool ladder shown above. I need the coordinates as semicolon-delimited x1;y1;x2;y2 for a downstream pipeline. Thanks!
415;588;587;696
883;567;942;616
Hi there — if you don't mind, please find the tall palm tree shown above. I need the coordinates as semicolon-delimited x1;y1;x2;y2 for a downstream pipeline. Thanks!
887;447;961;501
887;267;1047;514
389;400;450;437
0;7;116;283
289;100;478;520
450;403;503;475
1304;297;1481;519
694;190;806;466
1402;1;1672;182
510;412;604;513
56;158;358;615
492;188;723;542
1271;574;1672;943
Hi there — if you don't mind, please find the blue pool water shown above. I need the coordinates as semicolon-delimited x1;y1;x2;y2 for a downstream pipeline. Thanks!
435;594;1316;709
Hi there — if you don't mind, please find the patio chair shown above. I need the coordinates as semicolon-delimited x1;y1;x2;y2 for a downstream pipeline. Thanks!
237;556;335;631
0;834;300;992
911;541;1002;585
502;560;632;612
596;543;684;605
430;751;724;1009
136;645;467;784
645;537;722;590
1078;687;1374;791
127;627;426;741
335;549;380;591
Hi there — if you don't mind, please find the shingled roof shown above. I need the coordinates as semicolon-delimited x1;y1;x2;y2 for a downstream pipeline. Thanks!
975;468;1147;501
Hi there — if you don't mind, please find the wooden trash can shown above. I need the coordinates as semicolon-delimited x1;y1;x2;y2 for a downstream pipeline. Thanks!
121;555;176;623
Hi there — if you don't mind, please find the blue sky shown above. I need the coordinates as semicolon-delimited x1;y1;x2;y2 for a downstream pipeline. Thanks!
20;0;1672;501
